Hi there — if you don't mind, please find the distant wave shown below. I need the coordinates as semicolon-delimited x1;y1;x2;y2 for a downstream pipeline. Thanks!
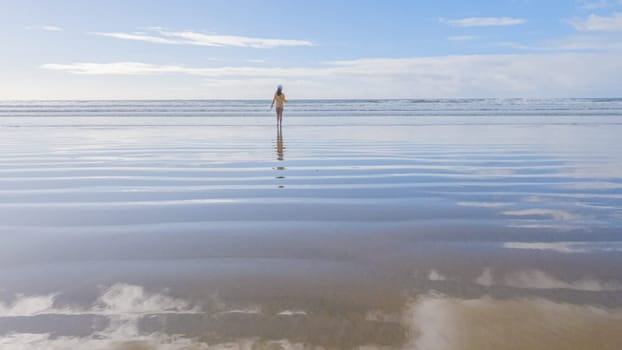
1;99;622;118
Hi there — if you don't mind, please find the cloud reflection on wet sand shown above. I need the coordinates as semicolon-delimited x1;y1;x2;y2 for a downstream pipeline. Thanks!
0;284;405;349
1;285;622;350
503;241;622;254
0;283;198;317
407;295;622;350
474;268;622;291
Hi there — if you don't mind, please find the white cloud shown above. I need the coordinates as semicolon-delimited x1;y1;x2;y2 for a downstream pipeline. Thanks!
498;41;532;50
500;35;622;51
540;35;622;50
91;32;179;44
39;53;622;98
581;0;612;9
26;26;62;32
440;17;526;27
499;13;622;52
40;62;321;77
162;30;313;48
92;28;313;48
41;25;62;31
571;12;622;31
447;35;478;41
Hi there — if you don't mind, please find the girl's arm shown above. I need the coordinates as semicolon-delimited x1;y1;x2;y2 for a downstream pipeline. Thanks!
270;95;275;108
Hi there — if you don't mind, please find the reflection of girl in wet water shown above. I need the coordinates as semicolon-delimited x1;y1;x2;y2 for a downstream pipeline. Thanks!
276;127;284;161
270;85;287;127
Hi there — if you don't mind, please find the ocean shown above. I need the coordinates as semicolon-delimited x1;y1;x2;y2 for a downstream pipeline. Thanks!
1;99;621;349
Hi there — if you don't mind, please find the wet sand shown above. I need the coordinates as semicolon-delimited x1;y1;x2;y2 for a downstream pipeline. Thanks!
1;112;622;349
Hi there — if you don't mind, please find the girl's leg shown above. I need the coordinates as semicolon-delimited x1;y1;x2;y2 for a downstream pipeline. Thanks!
277;107;283;125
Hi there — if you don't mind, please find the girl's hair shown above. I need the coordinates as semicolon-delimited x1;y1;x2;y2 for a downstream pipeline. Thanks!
276;85;282;96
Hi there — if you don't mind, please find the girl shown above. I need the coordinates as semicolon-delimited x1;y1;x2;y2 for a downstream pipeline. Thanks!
270;85;287;127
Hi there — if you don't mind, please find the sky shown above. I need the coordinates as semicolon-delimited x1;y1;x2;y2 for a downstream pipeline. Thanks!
2;0;622;99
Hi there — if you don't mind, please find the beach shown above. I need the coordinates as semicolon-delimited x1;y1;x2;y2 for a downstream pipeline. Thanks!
1;99;622;349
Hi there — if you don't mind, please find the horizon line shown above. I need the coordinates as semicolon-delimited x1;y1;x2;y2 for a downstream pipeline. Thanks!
1;97;621;102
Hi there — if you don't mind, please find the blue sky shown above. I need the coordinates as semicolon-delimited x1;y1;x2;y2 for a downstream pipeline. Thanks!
2;0;622;99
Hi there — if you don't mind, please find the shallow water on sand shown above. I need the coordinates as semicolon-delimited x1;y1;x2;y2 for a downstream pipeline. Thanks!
1;100;622;349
